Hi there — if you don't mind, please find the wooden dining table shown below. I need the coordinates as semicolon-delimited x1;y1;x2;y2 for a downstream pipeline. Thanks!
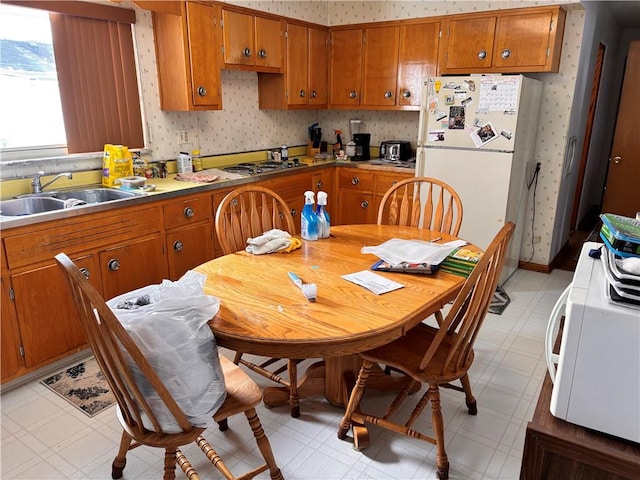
196;224;469;408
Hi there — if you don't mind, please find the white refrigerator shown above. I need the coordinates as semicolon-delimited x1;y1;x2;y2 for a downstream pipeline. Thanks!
416;74;543;283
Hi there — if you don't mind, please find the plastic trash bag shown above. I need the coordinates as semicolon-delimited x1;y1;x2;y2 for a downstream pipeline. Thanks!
107;270;225;433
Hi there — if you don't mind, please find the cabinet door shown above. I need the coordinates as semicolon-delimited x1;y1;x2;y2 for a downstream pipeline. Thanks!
308;26;328;106
167;222;214;280
493;10;555;71
440;16;495;72
1;264;24;381
255;15;283;70
374;171;416;223
286;23;309;106
362;26;399;107
186;1;221;108
222;9;255;67
337;190;374;225
100;235;167;300
329;29;363;107
11;254;100;368
397;21;440;108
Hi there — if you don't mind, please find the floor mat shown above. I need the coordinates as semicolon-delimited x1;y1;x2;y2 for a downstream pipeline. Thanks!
489;285;511;315
40;357;115;417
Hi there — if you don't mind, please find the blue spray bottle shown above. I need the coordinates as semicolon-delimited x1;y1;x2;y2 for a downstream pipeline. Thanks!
301;190;319;241
316;191;330;239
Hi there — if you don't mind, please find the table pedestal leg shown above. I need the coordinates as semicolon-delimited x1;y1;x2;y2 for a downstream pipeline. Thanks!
262;361;325;409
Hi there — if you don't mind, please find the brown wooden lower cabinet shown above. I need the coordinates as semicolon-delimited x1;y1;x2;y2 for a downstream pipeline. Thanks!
521;373;640;479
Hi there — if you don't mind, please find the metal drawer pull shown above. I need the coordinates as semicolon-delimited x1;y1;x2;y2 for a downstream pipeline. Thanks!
183;207;194;218
349;90;358;99
173;240;183;252
351;177;360;185
316;180;323;188
290;209;297;217
311;90;317;98
79;267;90;280
402;90;411;98
384;90;392;99
258;49;267;58
360;201;369;209
501;49;511;59
197;86;207;97
477;49;487;59
243;47;252;57
299;90;305;97
108;259;120;271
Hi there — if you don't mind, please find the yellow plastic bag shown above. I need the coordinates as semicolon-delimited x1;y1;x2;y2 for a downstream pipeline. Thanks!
102;144;133;187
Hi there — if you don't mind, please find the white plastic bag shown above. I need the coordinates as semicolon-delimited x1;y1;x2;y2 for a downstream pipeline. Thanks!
107;270;225;433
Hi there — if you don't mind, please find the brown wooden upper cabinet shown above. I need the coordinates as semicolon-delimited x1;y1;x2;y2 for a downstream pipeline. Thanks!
329;28;363;107
362;25;400;108
258;21;329;109
147;1;222;111
439;6;566;74
397;20;440;108
221;8;284;72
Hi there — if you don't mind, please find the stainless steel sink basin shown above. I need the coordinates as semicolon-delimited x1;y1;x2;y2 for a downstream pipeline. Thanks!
53;188;141;203
0;197;67;216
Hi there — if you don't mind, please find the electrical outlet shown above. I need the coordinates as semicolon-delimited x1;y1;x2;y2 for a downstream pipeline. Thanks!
177;129;189;145
532;236;541;244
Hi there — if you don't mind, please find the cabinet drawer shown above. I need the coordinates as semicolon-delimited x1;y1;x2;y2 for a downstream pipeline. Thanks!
375;171;415;196
3;206;163;270
163;195;213;229
338;169;375;192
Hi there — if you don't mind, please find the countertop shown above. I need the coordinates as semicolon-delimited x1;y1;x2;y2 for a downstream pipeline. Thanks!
0;159;416;230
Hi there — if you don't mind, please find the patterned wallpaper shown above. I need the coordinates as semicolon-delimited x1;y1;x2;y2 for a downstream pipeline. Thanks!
134;1;585;266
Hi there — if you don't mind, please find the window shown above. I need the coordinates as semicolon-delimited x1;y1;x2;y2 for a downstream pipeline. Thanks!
0;1;143;157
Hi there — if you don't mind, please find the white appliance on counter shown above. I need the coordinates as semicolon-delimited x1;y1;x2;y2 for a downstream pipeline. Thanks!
416;75;542;283
545;242;640;443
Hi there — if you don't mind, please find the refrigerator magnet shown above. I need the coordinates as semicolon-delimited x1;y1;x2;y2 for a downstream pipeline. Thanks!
461;97;474;107
448;106;465;129
435;110;447;121
470;122;498;148
428;131;446;142
500;129;513;140
445;95;454;105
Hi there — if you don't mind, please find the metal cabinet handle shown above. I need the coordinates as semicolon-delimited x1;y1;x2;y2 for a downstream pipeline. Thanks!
384;90;392;99
316;180;323;188
349;90;358;99
258;49;267;58
351;177;360;185
290;208;297;217
501;49;511;59
360;200;369;209
173;240;183;252
197;86;207;97
183;207;194;218
311;90;317;98
243;47;252;57
477;49;487;59
79;267;90;280
108;259;120;271
613;156;621;164
402;90;411;98
299;90;306;98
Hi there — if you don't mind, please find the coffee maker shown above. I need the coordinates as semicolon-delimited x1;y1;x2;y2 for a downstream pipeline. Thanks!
352;133;370;161
348;119;370;161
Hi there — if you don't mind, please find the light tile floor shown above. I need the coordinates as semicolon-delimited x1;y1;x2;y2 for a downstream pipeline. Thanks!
1;268;573;480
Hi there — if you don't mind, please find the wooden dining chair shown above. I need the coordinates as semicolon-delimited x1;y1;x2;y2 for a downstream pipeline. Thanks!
377;176;463;236
55;253;283;480
215;185;304;417
337;222;515;480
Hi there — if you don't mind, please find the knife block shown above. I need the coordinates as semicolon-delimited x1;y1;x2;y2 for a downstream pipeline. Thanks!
307;141;320;157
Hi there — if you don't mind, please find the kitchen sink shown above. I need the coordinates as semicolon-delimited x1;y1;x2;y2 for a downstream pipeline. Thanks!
1;188;144;217
0;197;67;216
52;188;142;203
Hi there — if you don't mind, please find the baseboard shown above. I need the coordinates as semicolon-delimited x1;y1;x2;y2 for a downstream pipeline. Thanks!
518;260;552;274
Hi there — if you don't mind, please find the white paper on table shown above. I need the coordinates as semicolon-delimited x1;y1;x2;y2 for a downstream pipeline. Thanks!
342;270;404;295
361;238;467;266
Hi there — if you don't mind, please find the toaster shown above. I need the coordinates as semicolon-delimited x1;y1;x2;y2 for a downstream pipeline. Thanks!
379;140;412;161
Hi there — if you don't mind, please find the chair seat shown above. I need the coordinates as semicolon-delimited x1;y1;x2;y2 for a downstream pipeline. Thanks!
362;323;475;384
214;355;264;422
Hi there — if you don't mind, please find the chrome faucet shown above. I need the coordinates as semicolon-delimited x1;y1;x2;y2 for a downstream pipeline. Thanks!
31;171;73;193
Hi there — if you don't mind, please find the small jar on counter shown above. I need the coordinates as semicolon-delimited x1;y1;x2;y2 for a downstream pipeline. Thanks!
192;149;203;172
157;161;168;178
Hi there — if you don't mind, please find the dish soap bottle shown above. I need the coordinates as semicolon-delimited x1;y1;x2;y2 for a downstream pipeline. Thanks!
301;191;319;241
316;191;330;239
